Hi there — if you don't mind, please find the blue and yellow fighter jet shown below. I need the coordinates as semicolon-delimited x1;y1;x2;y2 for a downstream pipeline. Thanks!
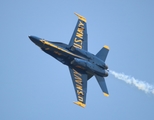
29;13;109;108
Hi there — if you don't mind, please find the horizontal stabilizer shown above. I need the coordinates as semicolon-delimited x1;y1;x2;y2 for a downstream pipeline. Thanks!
96;45;109;62
95;75;109;97
74;101;86;108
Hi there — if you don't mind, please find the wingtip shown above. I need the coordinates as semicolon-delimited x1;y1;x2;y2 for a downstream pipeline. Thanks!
103;93;109;97
74;101;86;108
74;12;87;23
103;45;110;50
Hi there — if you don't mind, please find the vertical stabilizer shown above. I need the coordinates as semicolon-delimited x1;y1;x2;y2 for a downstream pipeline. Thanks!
96;45;109;62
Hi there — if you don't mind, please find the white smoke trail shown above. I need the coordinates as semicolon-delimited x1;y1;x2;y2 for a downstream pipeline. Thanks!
110;70;154;95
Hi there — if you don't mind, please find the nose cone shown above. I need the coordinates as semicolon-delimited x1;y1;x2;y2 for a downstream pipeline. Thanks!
28;35;43;47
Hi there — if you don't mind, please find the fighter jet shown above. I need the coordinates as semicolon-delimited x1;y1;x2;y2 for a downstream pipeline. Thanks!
29;13;109;108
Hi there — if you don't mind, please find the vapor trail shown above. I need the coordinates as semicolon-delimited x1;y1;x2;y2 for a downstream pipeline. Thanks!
110;70;154;95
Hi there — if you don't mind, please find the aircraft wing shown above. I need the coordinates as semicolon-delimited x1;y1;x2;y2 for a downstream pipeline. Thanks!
69;13;88;50
69;67;88;108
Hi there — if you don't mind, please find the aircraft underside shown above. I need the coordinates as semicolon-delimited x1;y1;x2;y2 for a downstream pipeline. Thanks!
29;13;110;108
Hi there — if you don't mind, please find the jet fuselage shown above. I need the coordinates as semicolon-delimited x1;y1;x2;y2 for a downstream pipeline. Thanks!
29;36;108;77
29;13;110;108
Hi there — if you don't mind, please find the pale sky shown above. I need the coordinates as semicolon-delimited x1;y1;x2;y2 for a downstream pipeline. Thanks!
1;0;154;120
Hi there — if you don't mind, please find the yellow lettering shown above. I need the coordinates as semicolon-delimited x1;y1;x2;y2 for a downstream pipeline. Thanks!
74;38;83;44
76;32;83;39
76;84;82;91
77;27;83;34
73;43;82;49
79;21;84;27
73;69;82;85
78;96;83;102
75;80;82;85
73;69;81;76
74;74;82;80
73;38;83;49
73;69;84;102
77;90;84;95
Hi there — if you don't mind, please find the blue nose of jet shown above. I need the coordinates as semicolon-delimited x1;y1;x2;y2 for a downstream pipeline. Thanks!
29;35;43;47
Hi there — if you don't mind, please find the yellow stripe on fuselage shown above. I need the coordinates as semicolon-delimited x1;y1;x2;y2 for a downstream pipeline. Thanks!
40;40;85;59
